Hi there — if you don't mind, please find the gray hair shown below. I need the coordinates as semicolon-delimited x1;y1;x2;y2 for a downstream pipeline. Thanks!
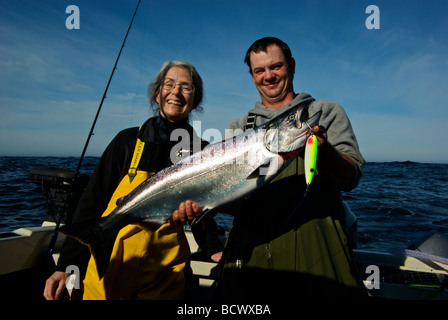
148;61;204;115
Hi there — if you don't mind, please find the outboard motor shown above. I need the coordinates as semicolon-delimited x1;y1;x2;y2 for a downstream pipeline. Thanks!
30;166;89;225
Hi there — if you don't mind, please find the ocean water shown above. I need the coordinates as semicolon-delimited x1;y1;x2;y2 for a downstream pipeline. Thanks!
0;156;447;252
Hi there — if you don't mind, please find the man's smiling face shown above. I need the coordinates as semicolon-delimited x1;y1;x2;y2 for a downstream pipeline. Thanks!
249;44;296;109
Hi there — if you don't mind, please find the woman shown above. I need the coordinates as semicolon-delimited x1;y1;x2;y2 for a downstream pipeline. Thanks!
44;61;221;300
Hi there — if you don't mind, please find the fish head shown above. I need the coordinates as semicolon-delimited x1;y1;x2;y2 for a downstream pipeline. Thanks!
264;107;321;155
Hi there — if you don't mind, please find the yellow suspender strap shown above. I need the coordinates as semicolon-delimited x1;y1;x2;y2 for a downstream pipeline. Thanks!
128;128;145;182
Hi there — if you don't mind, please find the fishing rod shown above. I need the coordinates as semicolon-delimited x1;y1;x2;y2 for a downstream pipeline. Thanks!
76;0;142;177
47;0;142;255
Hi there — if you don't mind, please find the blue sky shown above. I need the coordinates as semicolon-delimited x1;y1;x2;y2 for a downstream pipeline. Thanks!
1;0;447;162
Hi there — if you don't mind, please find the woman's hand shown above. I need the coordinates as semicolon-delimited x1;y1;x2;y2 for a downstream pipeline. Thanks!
172;200;202;223
43;271;70;300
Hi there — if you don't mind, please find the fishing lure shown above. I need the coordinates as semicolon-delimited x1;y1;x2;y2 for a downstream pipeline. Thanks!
304;133;318;189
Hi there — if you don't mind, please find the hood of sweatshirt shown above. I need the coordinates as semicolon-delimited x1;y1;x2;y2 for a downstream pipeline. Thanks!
247;92;315;125
225;92;316;137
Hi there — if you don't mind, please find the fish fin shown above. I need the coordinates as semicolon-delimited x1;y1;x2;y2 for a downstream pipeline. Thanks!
246;160;277;179
246;167;260;179
116;196;125;207
59;217;120;279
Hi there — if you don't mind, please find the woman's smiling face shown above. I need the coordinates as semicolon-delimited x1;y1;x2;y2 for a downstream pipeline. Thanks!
156;66;196;123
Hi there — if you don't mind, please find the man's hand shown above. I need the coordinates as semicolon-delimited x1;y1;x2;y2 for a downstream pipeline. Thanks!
172;200;202;223
311;125;327;147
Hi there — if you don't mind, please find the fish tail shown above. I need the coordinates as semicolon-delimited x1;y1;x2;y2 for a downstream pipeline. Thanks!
59;216;120;279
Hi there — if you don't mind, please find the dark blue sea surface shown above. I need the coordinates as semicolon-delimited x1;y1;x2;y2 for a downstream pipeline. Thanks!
0;156;447;252
0;156;97;233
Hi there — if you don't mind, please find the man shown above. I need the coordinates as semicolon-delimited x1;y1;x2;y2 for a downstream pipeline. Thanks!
216;37;365;299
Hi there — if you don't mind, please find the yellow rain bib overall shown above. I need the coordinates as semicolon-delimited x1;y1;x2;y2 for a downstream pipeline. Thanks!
81;136;190;300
